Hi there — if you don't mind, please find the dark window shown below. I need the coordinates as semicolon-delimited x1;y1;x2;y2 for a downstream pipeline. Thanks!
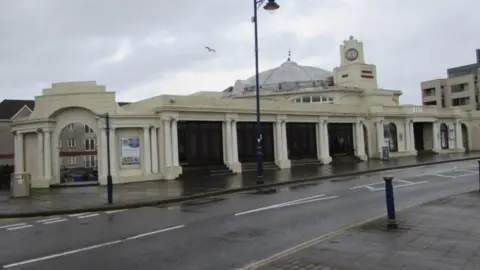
424;101;437;106
452;97;469;106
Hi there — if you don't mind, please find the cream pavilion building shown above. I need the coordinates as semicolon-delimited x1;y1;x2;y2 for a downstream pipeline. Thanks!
10;36;480;188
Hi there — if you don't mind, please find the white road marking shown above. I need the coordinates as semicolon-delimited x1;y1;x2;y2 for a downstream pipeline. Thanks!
105;209;127;214
0;223;27;229
455;169;478;173
77;213;100;219
2;224;185;268
68;212;91;217
6;224;33;231
43;219;68;225
167;206;179;210
37;217;61;223
370;181;428;191
395;179;414;184
235;194;339;216
452;173;476;178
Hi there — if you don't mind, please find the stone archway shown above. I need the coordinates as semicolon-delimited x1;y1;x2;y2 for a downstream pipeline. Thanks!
461;123;469;151
57;122;98;183
50;107;101;185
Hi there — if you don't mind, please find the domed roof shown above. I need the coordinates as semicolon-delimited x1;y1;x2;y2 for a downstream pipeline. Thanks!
231;59;333;94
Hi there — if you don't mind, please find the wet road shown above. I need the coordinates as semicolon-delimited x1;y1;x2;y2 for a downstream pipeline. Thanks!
0;160;479;270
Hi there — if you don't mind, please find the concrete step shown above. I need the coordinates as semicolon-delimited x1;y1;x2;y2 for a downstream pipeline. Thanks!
290;159;322;166
241;162;278;172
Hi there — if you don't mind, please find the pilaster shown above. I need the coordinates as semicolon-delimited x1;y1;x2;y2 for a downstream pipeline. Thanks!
36;129;45;184
355;120;367;161
151;127;159;174
319;119;332;164
274;117;290;169
223;115;241;173
143;126;152;176
455;120;465;152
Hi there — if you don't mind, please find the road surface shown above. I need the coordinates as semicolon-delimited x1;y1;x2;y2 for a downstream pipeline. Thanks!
0;160;478;269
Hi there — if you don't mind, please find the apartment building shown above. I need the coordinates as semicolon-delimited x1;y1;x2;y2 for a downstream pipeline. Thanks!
421;49;480;111
0;99;129;168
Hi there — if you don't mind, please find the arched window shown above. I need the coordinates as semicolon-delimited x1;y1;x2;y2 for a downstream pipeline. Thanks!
388;123;398;152
440;123;449;149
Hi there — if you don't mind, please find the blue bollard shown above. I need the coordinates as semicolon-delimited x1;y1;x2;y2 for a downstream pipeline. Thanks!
383;176;398;229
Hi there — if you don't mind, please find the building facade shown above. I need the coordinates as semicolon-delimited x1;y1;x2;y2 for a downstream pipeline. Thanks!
421;49;480;110
10;37;480;188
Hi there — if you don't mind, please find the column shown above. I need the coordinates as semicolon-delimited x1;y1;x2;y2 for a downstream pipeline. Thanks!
171;119;180;167
281;121;288;160
432;122;440;151
225;120;232;163
404;120;410;151
163;119;173;167
151;127;159;174
276;121;284;161
44;131;52;180
37;131;44;179
376;121;384;157
100;128;108;176
455;121;463;149
222;122;227;164
143;127;152;175
355;121;366;158
316;121;324;159
409;120;415;151
231;121;239;163
14;133;24;173
109;128;117;176
322;121;330;158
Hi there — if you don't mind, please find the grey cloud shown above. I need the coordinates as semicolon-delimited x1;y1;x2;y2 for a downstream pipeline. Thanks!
1;0;480;104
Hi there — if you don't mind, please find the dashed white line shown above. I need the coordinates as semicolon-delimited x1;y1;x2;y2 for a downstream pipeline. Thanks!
235;194;338;216
0;223;27;229
370;181;429;191
68;212;91;217
43;219;68;225
77;213;100;219
37;217;61;223
105;209;127;214
2;224;185;268
6;224;33;231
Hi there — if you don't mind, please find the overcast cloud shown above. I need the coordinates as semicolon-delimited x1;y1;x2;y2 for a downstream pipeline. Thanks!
0;0;479;104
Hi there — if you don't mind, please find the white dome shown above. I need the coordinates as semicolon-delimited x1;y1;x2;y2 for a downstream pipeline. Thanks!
232;59;333;94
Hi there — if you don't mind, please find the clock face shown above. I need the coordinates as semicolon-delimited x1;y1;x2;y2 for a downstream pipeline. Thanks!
345;48;358;61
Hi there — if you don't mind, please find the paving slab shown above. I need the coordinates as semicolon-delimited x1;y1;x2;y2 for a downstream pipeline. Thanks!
261;192;480;270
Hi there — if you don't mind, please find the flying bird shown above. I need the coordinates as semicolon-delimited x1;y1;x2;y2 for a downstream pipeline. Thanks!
205;46;216;53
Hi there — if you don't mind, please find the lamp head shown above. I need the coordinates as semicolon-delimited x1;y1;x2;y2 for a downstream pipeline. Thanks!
263;0;280;11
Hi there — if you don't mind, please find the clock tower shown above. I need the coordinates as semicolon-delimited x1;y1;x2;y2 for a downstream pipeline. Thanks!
333;36;378;90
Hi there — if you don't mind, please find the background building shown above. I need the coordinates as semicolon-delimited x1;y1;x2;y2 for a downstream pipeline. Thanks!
421;49;480;110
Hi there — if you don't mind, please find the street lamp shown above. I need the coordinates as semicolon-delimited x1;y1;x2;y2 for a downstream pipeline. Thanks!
104;113;113;204
252;0;280;185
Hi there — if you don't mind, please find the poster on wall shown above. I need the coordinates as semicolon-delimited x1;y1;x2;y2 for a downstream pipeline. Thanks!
121;138;141;165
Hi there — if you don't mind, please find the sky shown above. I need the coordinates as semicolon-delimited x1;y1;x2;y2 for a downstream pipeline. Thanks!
0;0;479;105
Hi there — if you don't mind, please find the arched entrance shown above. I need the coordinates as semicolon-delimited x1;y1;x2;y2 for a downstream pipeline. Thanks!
58;123;98;183
461;123;469;151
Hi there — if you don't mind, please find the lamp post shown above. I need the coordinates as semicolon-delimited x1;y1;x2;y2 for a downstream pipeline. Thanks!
253;0;280;185
104;113;113;204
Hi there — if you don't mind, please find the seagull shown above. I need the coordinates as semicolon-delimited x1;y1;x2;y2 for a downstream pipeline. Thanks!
205;46;216;53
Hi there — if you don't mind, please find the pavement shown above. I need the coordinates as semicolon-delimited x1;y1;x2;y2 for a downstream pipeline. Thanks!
0;152;479;217
256;192;480;270
0;159;478;269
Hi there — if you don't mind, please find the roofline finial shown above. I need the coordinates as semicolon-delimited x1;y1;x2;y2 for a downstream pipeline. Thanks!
287;50;291;61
